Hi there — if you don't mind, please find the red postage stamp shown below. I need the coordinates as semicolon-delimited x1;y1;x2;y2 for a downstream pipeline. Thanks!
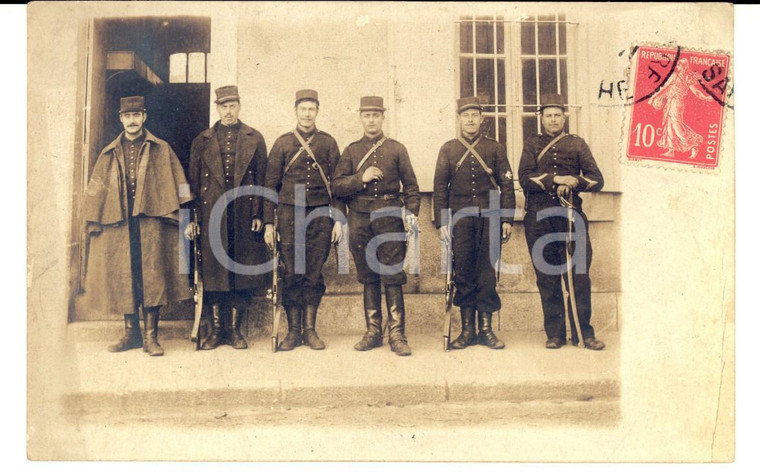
626;46;731;169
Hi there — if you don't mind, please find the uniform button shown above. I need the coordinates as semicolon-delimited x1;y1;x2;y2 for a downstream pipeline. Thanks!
203;187;207;191
205;173;209;177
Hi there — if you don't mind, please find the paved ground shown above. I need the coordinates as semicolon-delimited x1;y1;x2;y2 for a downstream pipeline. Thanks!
37;330;619;460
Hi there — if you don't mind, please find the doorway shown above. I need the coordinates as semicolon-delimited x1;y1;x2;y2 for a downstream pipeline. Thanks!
71;16;211;321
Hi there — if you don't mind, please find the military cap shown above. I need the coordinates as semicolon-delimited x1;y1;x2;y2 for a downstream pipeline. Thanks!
295;89;319;106
214;85;240;104
539;93;566;113
359;96;386;112
456;96;482;114
119;96;146;114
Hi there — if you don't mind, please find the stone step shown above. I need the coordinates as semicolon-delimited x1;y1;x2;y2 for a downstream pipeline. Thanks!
72;291;620;336
61;332;619;416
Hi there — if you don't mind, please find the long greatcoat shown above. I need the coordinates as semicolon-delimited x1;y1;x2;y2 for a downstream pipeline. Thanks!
81;130;194;314
187;121;269;292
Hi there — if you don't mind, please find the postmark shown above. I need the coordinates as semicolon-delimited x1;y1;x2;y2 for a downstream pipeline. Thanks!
625;45;731;170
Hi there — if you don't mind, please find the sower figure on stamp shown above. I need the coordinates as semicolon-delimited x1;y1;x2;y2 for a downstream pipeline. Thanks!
83;96;193;356
185;85;269;350
263;89;344;351
332;96;421;356
518;94;605;350
433;97;516;350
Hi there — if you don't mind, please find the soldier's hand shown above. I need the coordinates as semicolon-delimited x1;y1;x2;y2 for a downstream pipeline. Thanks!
501;222;513;242
331;221;343;244
264;224;276;251
184;222;199;240
362;166;384;183
251;218;263;232
557;184;572;199
439;226;451;245
554;175;579;189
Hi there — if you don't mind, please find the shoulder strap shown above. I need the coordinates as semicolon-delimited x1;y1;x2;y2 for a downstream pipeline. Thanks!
355;136;387;173
536;132;568;163
292;130;332;201
282;131;315;175
456;136;499;190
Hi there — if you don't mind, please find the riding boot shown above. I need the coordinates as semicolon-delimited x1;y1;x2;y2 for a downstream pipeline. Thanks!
229;307;248;349
354;282;383;351
201;304;224;350
278;305;303;351
477;311;505;349
450;306;477;349
385;284;412;356
108;313;143;352
142;307;164;356
303;304;326;350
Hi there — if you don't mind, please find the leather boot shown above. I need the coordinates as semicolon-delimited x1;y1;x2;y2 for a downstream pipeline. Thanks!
450;306;477;349
108;313;143;352
229;307;248;349
354;282;383;351
477;311;505;349
142;307;164;356
201;304;224;350
385;285;412;356
279;305;303;351
303;304;325;350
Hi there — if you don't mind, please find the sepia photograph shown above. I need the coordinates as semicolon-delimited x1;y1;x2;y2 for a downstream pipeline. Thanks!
26;1;734;462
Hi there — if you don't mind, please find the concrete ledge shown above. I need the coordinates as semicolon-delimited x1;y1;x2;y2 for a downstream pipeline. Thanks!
61;332;619;416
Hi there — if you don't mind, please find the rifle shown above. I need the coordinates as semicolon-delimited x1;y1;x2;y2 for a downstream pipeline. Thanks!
269;209;282;353
189;209;204;350
559;195;585;349
443;227;455;351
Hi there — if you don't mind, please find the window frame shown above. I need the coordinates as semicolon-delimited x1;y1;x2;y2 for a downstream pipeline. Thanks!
455;14;580;174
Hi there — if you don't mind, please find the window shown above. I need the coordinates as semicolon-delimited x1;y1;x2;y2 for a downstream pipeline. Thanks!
169;51;208;83
458;13;575;170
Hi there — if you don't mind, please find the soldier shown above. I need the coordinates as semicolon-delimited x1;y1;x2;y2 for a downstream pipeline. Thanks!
82;96;193;356
433;96;516;350
263;89;343;351
518;93;606;350
332;96;420;357
185;85;269;350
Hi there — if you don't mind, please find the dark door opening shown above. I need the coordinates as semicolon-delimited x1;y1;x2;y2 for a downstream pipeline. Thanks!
73;16;211;321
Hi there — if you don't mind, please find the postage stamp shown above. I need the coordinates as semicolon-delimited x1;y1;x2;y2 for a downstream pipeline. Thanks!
625;45;731;170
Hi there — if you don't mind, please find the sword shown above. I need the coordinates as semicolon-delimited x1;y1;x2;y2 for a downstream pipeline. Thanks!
559;195;585;349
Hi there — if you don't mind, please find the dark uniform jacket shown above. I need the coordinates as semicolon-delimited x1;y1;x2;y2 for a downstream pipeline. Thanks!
332;134;421;216
518;132;604;212
82;129;193;313
187;121;268;292
263;128;345;224
432;134;516;228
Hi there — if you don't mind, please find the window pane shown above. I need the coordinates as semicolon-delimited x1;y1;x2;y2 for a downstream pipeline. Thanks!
538;19;557;55
187;52;205;83
460;57;473;97
482;116;495;140
169;52;187;83
498;116;507;146
497;59;505;105
475;17;494;54
560;59;567;97
522;59;537;110
522;115;539;143
559;20;567;54
476;58;495;104
539;58;559;96
460;19;473;53
496;16;504;54
521;19;535;55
